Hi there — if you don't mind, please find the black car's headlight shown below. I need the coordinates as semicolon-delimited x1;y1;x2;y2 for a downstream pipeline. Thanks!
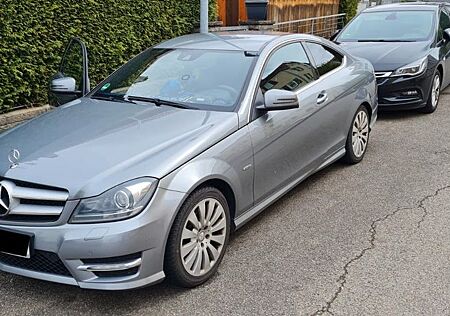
392;57;428;77
70;178;158;223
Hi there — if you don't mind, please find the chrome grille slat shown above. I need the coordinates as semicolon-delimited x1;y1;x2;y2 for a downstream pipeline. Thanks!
12;185;68;201
9;204;65;216
375;71;392;78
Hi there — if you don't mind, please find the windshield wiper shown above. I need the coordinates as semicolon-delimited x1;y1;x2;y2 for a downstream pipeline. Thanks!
357;39;415;42
127;96;195;109
91;94;136;104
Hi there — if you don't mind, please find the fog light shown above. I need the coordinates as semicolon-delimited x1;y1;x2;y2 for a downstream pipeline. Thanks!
402;90;419;96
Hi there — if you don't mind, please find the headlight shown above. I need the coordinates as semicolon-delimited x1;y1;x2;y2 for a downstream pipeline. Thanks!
392;57;428;77
70;178;158;223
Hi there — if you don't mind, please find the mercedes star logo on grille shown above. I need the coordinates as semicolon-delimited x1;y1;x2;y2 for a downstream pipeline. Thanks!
0;183;10;216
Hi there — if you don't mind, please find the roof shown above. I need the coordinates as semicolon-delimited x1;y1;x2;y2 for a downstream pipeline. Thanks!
156;32;286;52
363;2;443;12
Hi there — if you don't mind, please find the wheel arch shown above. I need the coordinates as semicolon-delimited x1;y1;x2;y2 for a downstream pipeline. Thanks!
361;101;372;123
437;63;443;79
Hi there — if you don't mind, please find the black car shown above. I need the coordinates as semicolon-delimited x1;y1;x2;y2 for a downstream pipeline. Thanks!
333;3;450;113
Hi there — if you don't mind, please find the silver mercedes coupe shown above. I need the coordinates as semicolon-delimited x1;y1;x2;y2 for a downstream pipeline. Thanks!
0;32;377;290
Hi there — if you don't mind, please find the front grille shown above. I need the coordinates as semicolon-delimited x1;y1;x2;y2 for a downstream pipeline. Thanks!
0;250;72;277
0;179;68;223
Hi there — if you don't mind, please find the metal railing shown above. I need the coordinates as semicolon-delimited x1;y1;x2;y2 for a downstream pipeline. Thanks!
272;13;346;39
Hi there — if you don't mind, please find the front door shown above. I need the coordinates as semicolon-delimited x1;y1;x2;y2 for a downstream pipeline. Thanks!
249;42;323;203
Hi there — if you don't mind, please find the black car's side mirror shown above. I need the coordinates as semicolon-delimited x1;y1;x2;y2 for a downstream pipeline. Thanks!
330;29;342;42
257;89;299;111
443;28;450;42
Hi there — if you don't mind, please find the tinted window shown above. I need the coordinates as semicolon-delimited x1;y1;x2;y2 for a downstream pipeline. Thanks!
305;43;343;76
439;10;450;41
261;43;317;92
92;48;254;111
338;11;435;42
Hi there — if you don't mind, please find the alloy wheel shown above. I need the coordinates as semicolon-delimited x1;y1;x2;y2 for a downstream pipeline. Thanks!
431;74;440;109
352;110;369;158
180;198;227;276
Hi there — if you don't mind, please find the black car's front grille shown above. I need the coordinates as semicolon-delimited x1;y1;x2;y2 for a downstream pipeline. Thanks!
0;250;72;277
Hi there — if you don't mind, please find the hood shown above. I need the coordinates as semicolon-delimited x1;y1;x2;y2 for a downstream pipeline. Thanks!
338;41;431;71
0;98;238;199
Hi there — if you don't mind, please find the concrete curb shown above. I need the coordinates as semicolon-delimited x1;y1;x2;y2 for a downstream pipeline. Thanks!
0;105;52;132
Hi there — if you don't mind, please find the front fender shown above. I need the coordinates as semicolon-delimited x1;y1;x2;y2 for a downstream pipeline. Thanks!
159;125;255;215
159;158;240;197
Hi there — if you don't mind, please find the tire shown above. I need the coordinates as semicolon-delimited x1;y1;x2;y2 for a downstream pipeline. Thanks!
164;186;231;288
421;71;441;114
343;105;370;164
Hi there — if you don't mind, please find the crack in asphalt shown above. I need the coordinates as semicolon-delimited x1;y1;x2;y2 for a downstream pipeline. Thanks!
434;149;450;155
417;185;450;229
311;185;450;316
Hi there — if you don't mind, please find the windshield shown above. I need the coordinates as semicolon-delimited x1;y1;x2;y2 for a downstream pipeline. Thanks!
338;10;436;42
91;48;255;111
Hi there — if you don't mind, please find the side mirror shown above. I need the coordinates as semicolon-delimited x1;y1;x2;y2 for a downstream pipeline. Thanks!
330;29;341;41
50;76;76;93
257;89;299;111
49;38;90;107
444;28;450;42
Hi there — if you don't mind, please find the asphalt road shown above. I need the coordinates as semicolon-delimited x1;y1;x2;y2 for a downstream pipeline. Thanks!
1;92;450;316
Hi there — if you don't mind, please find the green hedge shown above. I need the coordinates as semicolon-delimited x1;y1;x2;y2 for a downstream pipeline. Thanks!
0;0;217;113
339;0;358;23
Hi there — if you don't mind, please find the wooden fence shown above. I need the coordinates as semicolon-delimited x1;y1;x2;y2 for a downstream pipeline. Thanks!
217;0;340;26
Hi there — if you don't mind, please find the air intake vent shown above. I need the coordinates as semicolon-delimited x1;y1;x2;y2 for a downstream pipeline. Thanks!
0;250;72;277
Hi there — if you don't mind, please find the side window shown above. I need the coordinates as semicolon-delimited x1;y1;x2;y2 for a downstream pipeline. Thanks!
261;43;317;93
305;43;343;77
438;10;450;41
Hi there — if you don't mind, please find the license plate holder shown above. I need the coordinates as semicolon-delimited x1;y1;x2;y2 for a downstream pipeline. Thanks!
0;228;34;258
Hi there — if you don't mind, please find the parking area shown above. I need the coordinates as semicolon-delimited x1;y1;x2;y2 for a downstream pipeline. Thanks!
1;91;450;315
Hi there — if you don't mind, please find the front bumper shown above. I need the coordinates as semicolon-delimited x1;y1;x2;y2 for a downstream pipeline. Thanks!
0;187;186;290
377;71;433;110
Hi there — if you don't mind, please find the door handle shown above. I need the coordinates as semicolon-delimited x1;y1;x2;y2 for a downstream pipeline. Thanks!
317;92;328;105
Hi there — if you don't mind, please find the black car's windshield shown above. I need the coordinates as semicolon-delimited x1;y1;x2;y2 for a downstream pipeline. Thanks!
91;48;255;111
338;10;436;42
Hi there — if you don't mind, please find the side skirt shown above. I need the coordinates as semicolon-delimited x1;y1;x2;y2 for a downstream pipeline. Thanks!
234;147;346;229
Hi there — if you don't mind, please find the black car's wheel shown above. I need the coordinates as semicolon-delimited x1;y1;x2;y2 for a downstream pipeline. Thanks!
165;186;230;288
343;105;370;164
421;71;441;114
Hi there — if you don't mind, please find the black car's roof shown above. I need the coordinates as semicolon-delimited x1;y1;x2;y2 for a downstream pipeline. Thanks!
363;2;444;13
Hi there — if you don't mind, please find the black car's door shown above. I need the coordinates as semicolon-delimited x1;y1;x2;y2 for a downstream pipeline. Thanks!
49;38;90;106
438;9;450;87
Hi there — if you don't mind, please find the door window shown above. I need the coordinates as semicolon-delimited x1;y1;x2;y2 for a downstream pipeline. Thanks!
261;43;317;93
304;43;343;77
438;10;450;41
60;40;84;91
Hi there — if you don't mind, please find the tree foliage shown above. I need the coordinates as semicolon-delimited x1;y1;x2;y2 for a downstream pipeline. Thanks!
0;0;217;113
339;0;358;23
